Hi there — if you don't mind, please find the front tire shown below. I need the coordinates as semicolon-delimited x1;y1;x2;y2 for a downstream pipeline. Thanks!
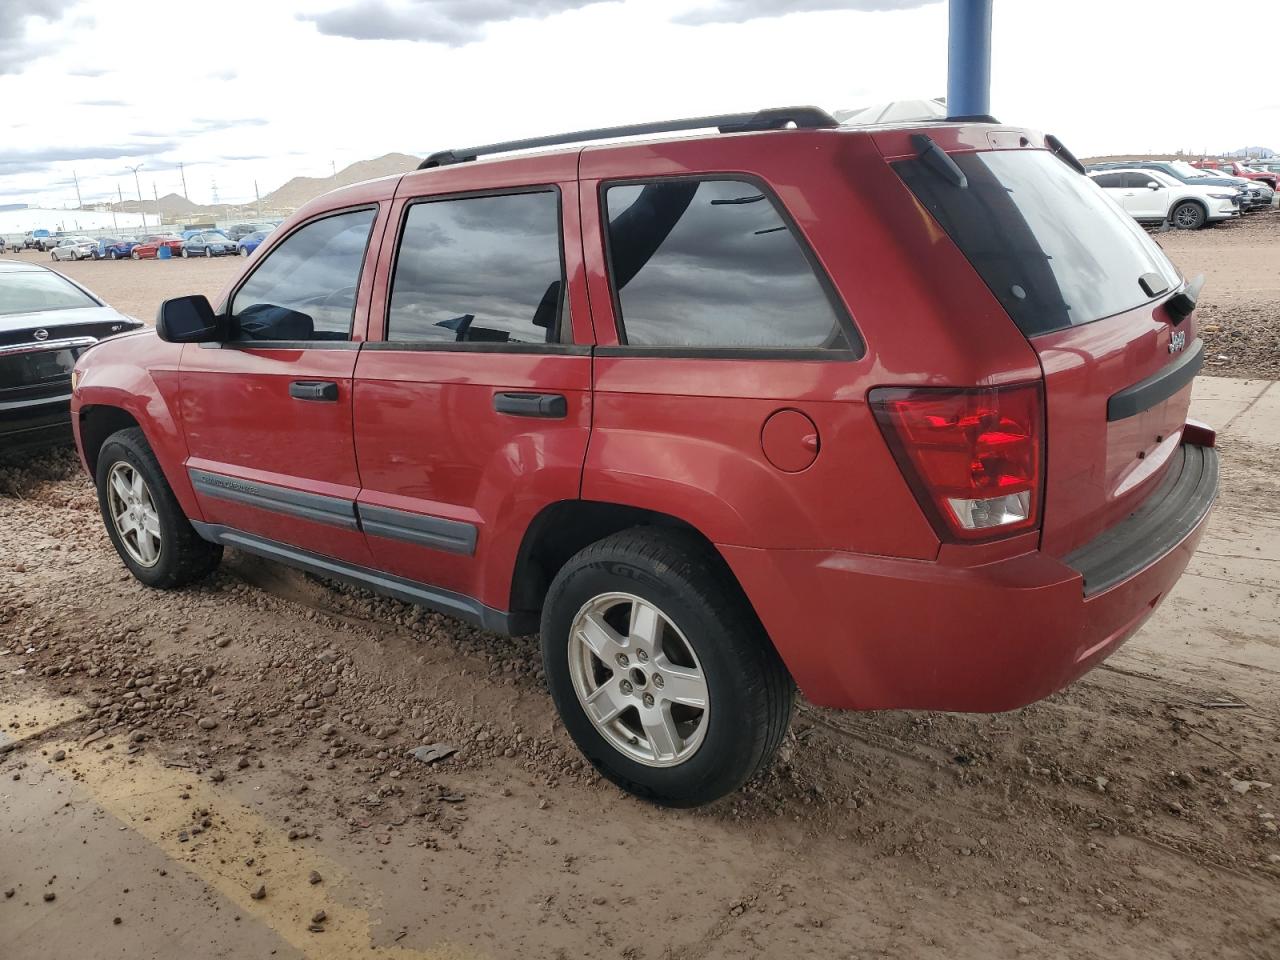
1171;201;1207;230
541;528;794;807
131;250;140;260
95;427;222;589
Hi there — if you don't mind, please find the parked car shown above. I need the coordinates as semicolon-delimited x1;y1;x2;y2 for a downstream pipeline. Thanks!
71;109;1218;806
181;232;237;258
236;229;270;257
226;223;266;241
23;230;51;250
35;232;65;252
130;235;184;259
50;236;99;260
1088;168;1239;228
1088;160;1266;210
1;259;142;453
97;237;140;260
1191;159;1278;191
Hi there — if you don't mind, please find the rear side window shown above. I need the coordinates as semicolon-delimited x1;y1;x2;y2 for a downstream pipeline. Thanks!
230;208;375;341
603;178;850;351
1091;173;1123;188
895;150;1180;336
387;191;564;345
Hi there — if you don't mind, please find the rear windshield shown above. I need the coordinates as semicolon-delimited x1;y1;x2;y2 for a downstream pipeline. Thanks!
0;271;97;316
894;149;1180;336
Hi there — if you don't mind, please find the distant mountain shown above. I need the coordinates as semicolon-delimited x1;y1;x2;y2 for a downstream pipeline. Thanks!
110;192;230;219
100;153;422;221
261;153;420;211
1225;146;1275;158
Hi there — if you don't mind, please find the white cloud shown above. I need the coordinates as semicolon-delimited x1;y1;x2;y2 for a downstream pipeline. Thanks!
0;0;1272;211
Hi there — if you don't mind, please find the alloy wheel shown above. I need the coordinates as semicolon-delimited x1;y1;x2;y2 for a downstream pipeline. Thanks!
567;592;710;768
106;461;162;567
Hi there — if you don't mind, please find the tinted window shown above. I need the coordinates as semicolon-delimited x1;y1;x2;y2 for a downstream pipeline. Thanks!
388;191;564;345
1091;173;1124;188
0;271;97;315
1122;172;1158;188
895;150;1181;336
230;208;374;341
604;179;848;350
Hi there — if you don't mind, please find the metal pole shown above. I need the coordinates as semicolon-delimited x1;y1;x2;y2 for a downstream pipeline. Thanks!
179;162;189;201
946;0;993;119
153;182;161;229
127;164;144;229
72;170;83;208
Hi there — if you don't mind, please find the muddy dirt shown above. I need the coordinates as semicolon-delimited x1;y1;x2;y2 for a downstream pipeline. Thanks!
1158;207;1280;381
2;383;1279;958
3;213;1280;959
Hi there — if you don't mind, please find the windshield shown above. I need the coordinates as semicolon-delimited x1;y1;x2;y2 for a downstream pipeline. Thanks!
0;271;98;316
1168;161;1206;178
894;149;1181;337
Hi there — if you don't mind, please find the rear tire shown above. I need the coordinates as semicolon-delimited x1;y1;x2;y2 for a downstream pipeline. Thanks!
1171;200;1207;230
94;427;222;589
541;528;794;807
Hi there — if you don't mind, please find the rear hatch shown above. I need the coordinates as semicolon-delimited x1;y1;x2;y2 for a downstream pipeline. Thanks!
891;141;1198;557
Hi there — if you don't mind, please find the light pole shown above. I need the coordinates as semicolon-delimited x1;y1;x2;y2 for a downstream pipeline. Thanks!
126;163;145;229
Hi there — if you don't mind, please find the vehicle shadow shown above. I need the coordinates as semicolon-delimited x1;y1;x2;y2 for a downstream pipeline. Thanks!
0;445;82;499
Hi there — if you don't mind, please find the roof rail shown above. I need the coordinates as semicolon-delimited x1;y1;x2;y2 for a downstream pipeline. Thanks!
417;106;839;169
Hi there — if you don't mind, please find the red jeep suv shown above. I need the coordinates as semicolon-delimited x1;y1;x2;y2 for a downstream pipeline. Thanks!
71;108;1218;806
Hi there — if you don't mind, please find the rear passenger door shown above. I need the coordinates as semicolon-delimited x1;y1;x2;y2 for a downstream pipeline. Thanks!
351;155;593;619
576;143;921;561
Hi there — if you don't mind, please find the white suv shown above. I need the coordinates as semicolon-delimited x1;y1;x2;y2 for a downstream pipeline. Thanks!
1088;168;1239;229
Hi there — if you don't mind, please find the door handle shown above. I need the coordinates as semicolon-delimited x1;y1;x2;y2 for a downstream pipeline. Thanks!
289;380;339;402
493;392;568;418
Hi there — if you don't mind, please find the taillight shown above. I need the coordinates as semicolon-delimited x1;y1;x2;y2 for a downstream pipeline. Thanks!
870;382;1044;542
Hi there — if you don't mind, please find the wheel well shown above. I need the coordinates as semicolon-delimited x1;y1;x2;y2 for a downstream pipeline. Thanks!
79;406;141;476
509;501;714;617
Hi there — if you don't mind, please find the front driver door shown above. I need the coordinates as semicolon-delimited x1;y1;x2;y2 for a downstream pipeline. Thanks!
180;196;388;564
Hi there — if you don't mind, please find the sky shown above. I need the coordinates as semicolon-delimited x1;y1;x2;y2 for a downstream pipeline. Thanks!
2;0;1275;209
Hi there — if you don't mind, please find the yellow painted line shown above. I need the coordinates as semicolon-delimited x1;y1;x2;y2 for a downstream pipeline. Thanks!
5;691;481;960
0;691;86;748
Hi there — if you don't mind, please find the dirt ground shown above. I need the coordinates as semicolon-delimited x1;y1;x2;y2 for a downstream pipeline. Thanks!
4;247;243;321
2;215;1279;960
1157;209;1280;381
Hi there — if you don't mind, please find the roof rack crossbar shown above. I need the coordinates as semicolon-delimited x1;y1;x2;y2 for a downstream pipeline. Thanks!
418;106;839;169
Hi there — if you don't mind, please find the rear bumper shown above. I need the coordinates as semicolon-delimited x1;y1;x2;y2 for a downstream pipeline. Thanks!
722;441;1218;713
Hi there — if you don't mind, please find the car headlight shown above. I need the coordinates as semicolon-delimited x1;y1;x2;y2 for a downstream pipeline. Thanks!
1209;193;1235;199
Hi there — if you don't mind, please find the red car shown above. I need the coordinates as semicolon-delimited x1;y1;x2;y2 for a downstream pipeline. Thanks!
129;234;184;259
1191;159;1278;191
70;108;1218;806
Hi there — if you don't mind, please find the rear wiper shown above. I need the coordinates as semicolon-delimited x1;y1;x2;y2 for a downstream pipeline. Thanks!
1045;133;1086;175
910;134;967;188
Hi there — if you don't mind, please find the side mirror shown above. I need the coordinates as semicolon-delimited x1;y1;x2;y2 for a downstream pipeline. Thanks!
156;295;226;343
1147;181;1161;190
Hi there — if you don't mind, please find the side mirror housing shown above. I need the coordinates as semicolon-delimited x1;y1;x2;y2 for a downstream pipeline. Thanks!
1147;181;1161;190
156;295;226;343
